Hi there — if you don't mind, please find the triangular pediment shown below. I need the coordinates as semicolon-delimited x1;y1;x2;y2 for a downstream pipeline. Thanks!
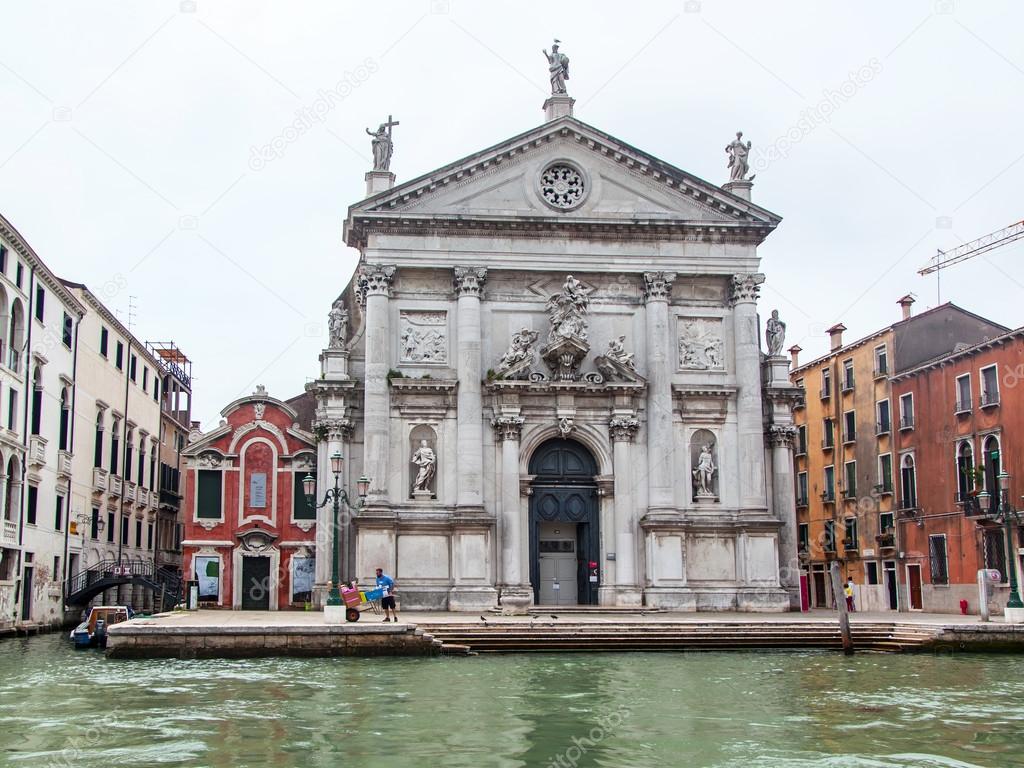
346;116;780;246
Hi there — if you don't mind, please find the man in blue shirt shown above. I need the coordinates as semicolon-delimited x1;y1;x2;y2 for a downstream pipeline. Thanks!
375;567;397;622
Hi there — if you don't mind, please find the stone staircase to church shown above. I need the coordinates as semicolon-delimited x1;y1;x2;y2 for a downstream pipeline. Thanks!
418;620;941;653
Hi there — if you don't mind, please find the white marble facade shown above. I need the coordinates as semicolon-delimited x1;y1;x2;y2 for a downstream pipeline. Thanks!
310;108;802;612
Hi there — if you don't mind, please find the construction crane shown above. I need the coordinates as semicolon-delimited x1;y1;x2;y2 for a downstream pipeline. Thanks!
919;220;1024;302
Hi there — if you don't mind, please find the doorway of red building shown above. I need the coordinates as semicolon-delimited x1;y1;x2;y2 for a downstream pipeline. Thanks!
883;560;899;610
906;563;923;611
811;564;828;607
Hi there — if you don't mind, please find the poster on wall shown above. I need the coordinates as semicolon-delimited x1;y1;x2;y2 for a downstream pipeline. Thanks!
195;556;220;599
292;556;315;604
250;473;267;508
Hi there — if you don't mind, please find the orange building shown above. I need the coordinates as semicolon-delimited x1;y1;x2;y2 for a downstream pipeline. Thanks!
790;298;1006;611
891;328;1024;614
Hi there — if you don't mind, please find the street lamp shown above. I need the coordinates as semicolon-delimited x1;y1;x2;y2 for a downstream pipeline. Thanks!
302;452;370;611
995;471;1023;617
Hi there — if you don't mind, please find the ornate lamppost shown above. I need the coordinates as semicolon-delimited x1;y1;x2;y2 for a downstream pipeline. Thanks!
978;470;1024;623
302;452;369;621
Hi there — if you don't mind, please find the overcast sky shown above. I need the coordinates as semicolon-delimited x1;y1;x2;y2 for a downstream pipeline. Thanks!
1;1;1022;427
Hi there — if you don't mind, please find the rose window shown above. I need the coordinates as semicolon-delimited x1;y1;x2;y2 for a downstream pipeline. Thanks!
540;164;586;210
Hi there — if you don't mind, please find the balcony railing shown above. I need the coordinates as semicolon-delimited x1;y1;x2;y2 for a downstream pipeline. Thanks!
841;380;855;393
796;495;809;508
842;488;858;499
1;519;17;547
822;438;835;450
93;467;108;494
57;449;73;478
875;481;894;495
843;538;859;551
899;416;915;431
820;387;832;400
873;364;888;379
980;391;1000;408
876;532;896;548
108;475;123;498
843;431;856;444
954;399;972;415
821;491;836;503
7;347;19;373
876;421;891;436
28;435;46;467
960;493;994;517
123;482;136;503
898;497;918;513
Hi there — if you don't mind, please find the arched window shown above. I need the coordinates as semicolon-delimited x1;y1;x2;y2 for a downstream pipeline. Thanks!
956;441;974;500
8;298;24;372
58;388;70;451
983;435;1002;514
0;285;9;366
30;367;42;436
109;419;120;476
125;428;134;482
137;434;145;486
900;454;917;510
94;411;104;468
3;456;19;522
149;445;157;492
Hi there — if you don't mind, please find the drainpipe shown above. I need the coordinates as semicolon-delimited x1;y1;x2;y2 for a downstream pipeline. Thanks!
14;267;36;617
60;313;80;603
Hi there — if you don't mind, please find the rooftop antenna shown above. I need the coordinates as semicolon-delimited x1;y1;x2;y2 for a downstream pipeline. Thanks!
919;220;1024;304
128;295;137;333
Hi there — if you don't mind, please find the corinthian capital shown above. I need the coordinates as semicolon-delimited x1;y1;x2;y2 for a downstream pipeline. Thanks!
729;273;765;306
491;415;525;442
609;414;640;442
643;272;676;303
314;416;355;442
357;264;396;301
453;266;488;297
765;424;797;448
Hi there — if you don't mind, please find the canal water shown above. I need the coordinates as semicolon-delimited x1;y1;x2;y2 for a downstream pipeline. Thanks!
1;634;1023;768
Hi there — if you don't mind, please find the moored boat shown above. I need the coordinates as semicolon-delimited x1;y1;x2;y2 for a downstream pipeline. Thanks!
70;606;133;649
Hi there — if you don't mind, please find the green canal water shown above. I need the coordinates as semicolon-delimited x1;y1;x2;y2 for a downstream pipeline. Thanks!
1;635;1023;768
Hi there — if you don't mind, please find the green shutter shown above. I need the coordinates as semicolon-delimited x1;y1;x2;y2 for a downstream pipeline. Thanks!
197;470;222;519
294;471;315;520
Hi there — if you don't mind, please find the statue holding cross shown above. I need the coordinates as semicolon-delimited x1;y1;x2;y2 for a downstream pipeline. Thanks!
366;115;400;171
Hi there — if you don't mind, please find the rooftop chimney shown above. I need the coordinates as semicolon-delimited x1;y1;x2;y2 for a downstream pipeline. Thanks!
897;294;915;321
827;323;846;352
788;344;802;368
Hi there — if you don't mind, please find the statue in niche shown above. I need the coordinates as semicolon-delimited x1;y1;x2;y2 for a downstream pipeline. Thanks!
328;300;348;349
692;440;718;499
496;328;540;378
546;275;590;344
542;39;570;95
765;309;786;356
725;131;752;181
410;439;436;493
606;335;635;370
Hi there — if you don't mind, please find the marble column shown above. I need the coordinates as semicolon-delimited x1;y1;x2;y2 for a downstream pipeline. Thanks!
730;273;768;509
610;414;642;605
312;416;354;601
493;415;530;613
643;272;676;510
454;267;487;511
767;424;801;608
360;265;395;502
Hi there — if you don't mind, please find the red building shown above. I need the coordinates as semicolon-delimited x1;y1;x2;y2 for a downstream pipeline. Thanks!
891;328;1024;614
181;387;317;609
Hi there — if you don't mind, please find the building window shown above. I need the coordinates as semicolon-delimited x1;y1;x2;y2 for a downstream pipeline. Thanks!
843;410;856;443
878;453;894;494
823;465;835;501
844;516;858;549
929;534;949;585
15;262;23;288
900;454;918;509
94;412;104;468
58;388;70;451
106;512;114;543
109;420;120;476
796;425;807;455
294;471;316;520
7;389;16;431
147;522;154;550
876;400;891;434
820;369;831;399
30;368;42;436
983;435;1001;498
823;419;835;449
984;528;1007;582
955;374;971;414
956;441;975;501
100;327;109;357
153;379;159;402
137;437;145;487
197;470;222;519
842;359;854;391
135;519;142;547
874;345;888;376
115;341;124;370
899;393;914;430
62;313;72;348
980;364;999;407
823;520;836;552
879;511;895;533
129;354;137;382
149;447;156;491
54;495;63;531
798;523;809;553
0;244;6;272
121;517;129;545
844;460;857;497
90;507;100;539
26;485;38;526
34;286;44;322
865;561;879;585
797;471;808;506
142;367;148;392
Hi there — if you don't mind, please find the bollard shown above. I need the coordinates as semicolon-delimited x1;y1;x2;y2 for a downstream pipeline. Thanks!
829;562;854;655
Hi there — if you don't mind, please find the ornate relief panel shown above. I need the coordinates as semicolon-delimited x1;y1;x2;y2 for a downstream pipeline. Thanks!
677;317;725;371
399;310;448;364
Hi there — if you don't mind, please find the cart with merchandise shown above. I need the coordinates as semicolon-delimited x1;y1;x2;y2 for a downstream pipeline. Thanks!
340;584;384;622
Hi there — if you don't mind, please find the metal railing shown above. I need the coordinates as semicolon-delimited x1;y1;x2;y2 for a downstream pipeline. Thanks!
899;416;915;430
980;391;1000;408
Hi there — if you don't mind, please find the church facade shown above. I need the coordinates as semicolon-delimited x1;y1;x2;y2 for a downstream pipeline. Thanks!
310;91;802;613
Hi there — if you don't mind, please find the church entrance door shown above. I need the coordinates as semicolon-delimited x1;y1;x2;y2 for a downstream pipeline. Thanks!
529;439;599;606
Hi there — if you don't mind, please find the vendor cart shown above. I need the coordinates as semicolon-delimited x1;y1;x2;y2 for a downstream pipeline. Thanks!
340;585;384;622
